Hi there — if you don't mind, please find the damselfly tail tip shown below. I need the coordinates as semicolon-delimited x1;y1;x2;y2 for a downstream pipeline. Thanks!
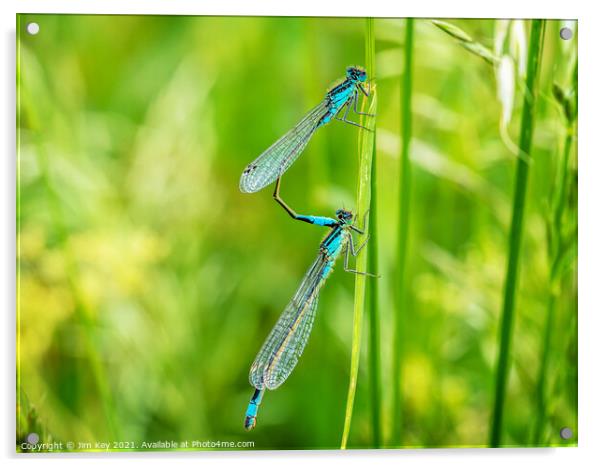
244;415;257;431
244;388;264;430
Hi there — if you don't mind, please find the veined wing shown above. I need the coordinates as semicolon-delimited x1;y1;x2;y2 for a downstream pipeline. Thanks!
240;100;330;193
249;252;330;390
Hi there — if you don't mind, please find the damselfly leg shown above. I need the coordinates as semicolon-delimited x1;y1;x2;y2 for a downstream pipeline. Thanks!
335;94;373;132
353;90;375;117
350;209;370;235
343;235;379;277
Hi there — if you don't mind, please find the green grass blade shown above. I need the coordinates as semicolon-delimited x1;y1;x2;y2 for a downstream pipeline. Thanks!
432;19;498;65
367;41;382;449
392;17;414;446
17;389;54;450
340;17;377;450
532;291;557;444
367;191;382;447
489;19;545;447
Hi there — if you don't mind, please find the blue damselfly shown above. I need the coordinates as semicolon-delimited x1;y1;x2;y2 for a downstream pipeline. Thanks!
244;177;376;430
239;66;374;193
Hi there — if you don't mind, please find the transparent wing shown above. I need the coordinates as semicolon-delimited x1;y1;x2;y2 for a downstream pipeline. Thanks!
249;253;330;390
240;100;330;193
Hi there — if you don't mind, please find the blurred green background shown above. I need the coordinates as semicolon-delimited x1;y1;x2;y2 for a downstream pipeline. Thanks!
17;15;577;450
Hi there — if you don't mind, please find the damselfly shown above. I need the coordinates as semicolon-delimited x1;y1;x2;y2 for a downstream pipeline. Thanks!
244;177;377;430
239;66;374;193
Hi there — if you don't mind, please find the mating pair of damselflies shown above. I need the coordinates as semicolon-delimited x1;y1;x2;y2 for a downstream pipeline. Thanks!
239;66;377;430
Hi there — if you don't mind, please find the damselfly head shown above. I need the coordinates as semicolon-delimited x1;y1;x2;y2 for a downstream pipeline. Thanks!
336;208;354;223
346;66;367;83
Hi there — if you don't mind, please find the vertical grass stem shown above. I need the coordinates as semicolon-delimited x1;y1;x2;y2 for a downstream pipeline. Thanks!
341;17;377;449
489;19;545;447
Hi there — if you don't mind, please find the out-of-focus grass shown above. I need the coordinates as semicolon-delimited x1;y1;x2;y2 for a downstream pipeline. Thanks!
17;389;53;451
392;17;414;446
533;49;578;445
17;14;577;450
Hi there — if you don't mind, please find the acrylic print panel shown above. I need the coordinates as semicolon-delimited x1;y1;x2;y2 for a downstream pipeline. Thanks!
16;14;577;452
